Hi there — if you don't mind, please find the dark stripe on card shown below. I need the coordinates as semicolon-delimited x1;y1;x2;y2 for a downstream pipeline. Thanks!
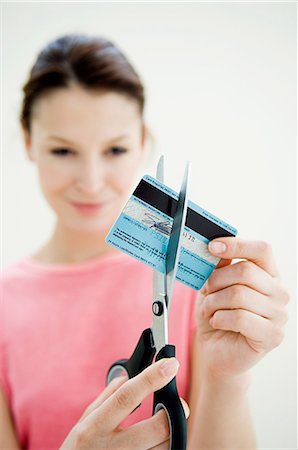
133;179;235;240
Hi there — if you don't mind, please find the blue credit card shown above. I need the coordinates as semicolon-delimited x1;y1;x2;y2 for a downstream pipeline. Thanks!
106;175;237;290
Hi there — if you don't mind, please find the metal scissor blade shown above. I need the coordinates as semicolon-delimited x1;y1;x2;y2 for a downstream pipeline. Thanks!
166;162;191;309
156;155;164;182
151;155;167;353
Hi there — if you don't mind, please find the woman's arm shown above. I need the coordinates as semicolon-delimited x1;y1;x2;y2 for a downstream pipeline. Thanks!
187;332;256;449
0;388;21;450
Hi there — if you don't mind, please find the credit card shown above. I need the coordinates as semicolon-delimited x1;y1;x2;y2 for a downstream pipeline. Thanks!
106;175;237;290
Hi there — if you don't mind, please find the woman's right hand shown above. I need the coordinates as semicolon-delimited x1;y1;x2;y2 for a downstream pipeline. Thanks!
60;357;188;450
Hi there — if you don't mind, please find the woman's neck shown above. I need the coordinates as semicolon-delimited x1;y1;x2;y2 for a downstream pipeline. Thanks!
33;222;117;264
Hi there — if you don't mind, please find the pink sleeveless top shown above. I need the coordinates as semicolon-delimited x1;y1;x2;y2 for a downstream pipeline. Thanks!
0;252;197;449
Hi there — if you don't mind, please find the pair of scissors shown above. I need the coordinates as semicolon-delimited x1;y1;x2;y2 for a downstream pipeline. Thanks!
106;155;191;450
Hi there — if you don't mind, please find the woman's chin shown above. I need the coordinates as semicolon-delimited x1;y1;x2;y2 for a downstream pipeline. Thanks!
64;218;113;236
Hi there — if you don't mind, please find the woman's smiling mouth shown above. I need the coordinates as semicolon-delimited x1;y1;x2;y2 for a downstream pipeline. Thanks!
70;201;106;214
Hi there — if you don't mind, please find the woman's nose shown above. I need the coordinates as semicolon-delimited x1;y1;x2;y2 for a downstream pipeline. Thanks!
76;158;106;195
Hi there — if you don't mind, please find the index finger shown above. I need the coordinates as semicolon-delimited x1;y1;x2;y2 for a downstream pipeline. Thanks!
79;375;128;422
208;237;279;277
87;358;180;433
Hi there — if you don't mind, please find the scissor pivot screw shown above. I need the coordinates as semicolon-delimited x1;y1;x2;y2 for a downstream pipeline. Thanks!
152;301;163;316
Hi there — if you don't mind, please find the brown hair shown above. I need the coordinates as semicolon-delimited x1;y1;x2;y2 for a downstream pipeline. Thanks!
20;34;145;133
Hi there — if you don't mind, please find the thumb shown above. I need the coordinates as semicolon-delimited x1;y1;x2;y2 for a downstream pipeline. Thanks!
209;239;232;269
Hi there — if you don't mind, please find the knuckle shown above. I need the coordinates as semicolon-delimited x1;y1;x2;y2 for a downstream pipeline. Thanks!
200;280;210;295
282;288;291;305
272;327;285;347
236;239;246;255
74;423;91;449
197;301;205;320
238;261;252;280
257;240;272;255
230;285;245;305
234;310;247;329
204;294;214;314
212;310;221;324
114;385;135;409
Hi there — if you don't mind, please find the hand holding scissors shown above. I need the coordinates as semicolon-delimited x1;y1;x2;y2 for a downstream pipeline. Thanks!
107;156;191;450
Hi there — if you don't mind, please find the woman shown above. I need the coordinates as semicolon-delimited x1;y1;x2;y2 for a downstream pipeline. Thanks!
0;34;289;449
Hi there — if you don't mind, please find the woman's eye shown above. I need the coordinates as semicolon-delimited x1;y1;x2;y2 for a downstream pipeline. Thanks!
51;148;74;156
107;146;128;156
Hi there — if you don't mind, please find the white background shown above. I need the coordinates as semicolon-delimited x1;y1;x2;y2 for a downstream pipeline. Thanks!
2;2;297;448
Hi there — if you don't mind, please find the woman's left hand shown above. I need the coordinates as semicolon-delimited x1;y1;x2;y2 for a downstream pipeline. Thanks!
196;237;290;379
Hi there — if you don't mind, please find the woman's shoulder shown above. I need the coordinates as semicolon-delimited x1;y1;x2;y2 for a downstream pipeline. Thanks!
1;259;37;306
1;258;30;281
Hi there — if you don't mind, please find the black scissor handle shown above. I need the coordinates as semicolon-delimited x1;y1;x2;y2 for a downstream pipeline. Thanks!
106;358;129;384
106;328;155;385
153;345;187;450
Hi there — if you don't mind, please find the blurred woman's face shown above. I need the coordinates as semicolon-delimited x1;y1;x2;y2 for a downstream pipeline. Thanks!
24;84;146;235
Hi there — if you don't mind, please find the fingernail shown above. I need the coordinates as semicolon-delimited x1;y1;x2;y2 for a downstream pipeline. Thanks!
209;241;226;254
160;358;179;377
